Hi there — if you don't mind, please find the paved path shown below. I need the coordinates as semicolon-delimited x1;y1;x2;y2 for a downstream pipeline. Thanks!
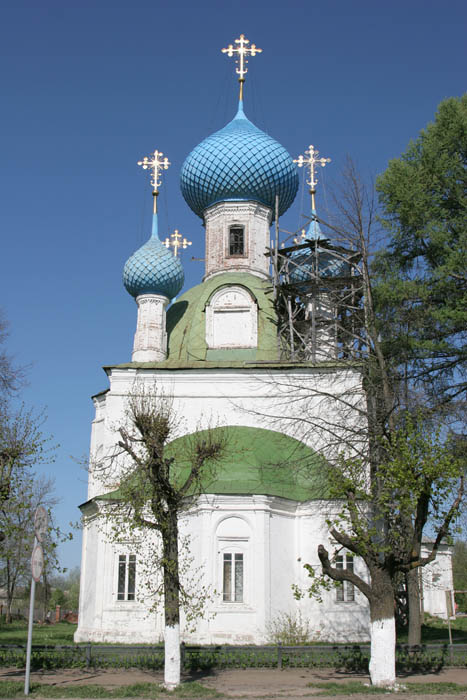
1;666;467;698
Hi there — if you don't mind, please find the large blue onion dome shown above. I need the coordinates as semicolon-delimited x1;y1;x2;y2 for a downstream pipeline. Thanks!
289;210;350;285
180;101;299;219
123;216;184;300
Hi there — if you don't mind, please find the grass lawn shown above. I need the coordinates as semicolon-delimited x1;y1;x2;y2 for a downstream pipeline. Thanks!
1;680;467;697
397;615;467;644
0;681;222;698
0;622;77;646
309;681;467;695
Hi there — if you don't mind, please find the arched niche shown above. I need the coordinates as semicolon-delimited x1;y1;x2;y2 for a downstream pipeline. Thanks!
205;286;258;349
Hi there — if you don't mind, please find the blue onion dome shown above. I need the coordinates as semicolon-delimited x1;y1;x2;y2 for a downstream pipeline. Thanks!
123;216;184;300
180;101;299;219
289;210;349;284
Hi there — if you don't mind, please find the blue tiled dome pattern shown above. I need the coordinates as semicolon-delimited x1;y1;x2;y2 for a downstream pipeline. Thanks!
180;104;299;219
123;236;184;300
289;214;349;284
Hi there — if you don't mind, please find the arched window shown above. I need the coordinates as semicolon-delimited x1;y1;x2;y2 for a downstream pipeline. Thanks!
229;226;245;256
216;517;250;606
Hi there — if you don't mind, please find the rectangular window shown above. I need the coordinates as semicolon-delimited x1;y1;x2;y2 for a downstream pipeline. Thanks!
229;226;245;256
223;552;244;602
336;553;355;602
117;554;136;601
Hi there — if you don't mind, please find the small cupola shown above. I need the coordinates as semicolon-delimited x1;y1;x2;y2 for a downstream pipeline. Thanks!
123;150;184;362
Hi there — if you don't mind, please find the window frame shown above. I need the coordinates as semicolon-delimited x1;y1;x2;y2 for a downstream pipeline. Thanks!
217;537;249;607
222;551;244;603
335;552;355;603
116;553;137;602
227;225;247;258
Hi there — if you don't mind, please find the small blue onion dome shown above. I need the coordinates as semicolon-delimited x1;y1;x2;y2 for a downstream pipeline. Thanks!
289;210;350;284
180;101;299;219
123;216;184;300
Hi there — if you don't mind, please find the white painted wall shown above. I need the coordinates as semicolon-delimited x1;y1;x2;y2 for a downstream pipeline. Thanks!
76;366;453;645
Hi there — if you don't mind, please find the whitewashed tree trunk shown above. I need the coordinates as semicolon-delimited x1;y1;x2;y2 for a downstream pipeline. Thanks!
369;616;396;687
164;623;180;689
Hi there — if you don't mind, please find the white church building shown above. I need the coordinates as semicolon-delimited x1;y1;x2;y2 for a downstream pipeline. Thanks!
75;37;452;645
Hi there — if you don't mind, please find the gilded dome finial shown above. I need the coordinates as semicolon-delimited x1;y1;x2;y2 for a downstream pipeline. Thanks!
163;229;193;258
137;149;171;214
294;145;331;212
222;34;262;101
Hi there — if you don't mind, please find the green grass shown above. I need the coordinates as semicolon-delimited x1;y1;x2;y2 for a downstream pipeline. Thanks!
0;681;223;698
397;615;467;644
0;622;77;646
310;681;467;695
0;615;466;649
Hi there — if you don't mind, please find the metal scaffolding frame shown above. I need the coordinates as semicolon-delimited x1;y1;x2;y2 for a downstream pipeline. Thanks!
268;208;363;363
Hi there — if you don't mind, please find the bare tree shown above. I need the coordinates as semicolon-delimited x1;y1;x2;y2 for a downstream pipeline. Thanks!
0;312;26;398
96;385;228;690
269;160;464;687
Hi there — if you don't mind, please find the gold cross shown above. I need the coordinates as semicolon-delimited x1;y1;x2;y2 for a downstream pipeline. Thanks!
294;145;331;192
163;229;192;257
222;34;262;99
137;149;170;194
293;229;307;244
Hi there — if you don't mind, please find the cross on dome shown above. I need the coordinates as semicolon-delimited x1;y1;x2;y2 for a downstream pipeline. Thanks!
222;34;262;100
294;145;331;192
163;229;192;258
138;150;170;213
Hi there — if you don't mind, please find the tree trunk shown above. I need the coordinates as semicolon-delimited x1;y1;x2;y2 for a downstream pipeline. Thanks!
368;569;396;687
162;514;180;690
5;599;12;624
406;568;422;646
6;563;13;624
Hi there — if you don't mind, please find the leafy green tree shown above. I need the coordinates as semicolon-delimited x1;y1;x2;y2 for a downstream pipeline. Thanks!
0;473;63;622
375;94;467;406
316;416;463;681
50;588;66;609
277;158;464;686
50;568;80;613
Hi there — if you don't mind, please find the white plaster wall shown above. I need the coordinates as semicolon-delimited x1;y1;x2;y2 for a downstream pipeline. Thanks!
75;512;161;643
77;365;373;645
76;493;372;644
296;503;371;642
86;366;363;501
421;545;453;619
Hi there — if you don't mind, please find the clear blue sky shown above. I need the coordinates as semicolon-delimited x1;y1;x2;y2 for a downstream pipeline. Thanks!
1;0;465;569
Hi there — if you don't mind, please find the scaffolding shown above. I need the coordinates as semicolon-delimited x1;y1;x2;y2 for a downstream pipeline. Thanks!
269;211;364;363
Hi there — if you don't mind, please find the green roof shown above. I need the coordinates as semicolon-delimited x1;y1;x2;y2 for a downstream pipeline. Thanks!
98;426;330;503
165;273;279;363
103;272;363;371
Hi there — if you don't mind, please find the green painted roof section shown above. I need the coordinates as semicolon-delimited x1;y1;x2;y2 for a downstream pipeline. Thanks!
105;272;363;370
98;426;330;503
165;273;279;363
